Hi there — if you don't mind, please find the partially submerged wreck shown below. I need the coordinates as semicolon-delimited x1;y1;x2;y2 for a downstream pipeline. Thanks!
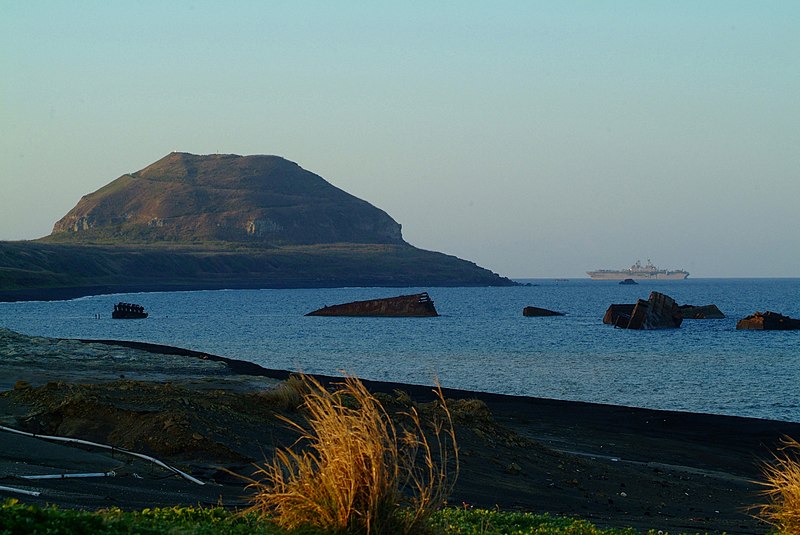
522;306;564;317
736;311;800;330
112;302;148;319
678;304;726;319
603;291;682;329
305;292;439;317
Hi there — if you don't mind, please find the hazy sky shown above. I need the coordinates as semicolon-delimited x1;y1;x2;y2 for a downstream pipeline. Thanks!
2;2;798;278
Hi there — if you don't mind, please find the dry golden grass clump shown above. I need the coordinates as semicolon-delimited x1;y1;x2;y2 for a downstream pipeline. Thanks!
757;436;800;534
256;375;308;411
245;374;458;535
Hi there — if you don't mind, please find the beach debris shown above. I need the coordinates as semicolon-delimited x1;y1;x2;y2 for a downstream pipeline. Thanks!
0;484;41;497
19;471;116;480
0;424;205;485
603;291;683;329
522;306;564;317
678;304;726;319
305;292;439;317
736;311;800;330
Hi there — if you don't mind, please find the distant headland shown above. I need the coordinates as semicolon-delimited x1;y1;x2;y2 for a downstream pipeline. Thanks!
0;153;516;301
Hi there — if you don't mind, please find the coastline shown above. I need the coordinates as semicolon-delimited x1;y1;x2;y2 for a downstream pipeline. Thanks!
0;277;521;303
0;281;457;303
1;332;797;533
0;240;519;303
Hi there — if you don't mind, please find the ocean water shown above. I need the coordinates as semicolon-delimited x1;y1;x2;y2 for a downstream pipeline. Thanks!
1;278;798;422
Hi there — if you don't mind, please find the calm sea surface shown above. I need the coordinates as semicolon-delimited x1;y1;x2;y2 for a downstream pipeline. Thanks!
1;278;798;422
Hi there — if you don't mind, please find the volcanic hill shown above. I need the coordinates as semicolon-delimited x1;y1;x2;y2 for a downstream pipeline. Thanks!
1;153;515;300
51;152;404;245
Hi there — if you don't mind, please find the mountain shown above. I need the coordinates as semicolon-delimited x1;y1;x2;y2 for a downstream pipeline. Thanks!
1;153;516;301
50;152;403;245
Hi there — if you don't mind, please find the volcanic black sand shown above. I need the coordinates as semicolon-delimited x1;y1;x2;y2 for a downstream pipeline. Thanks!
1;332;798;534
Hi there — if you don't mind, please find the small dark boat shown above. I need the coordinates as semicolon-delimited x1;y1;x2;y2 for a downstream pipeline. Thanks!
112;302;148;319
619;278;638;285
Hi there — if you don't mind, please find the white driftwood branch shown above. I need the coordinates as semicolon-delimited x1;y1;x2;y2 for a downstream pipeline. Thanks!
0;424;204;485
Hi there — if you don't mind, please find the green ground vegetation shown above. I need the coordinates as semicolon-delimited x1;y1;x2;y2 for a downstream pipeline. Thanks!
0;500;718;535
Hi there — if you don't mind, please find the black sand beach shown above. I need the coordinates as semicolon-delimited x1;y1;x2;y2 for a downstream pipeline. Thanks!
1;333;798;534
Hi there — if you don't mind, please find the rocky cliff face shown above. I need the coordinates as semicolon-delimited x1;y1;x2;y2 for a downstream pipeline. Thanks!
51;152;404;245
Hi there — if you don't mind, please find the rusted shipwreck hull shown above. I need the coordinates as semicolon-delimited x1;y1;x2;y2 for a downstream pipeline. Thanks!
736;311;800;330
522;306;564;317
603;291;683;329
678;304;725;319
306;292;439;317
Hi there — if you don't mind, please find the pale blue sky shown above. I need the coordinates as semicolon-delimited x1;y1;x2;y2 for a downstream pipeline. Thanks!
2;1;798;277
